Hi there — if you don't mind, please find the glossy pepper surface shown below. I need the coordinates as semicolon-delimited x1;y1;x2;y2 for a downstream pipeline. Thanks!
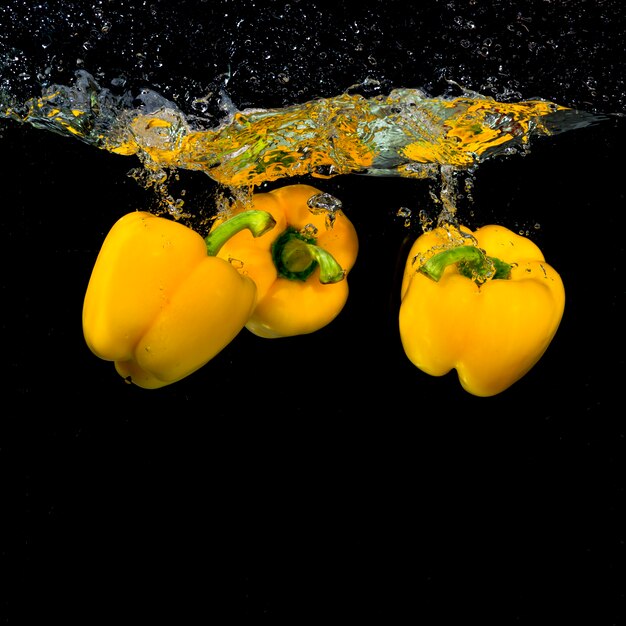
83;209;274;389
399;224;565;397
212;184;359;338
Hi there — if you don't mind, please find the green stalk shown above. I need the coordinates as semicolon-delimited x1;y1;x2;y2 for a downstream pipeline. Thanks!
272;227;345;284
420;245;512;283
204;210;276;256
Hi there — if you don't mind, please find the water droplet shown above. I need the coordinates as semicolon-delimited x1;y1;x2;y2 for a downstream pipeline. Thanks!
307;192;342;229
301;223;318;238
396;206;412;228
418;210;433;232
228;257;245;270
308;192;342;213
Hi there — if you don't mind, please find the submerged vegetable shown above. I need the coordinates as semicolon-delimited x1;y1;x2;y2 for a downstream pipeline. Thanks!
83;209;275;389
212;184;359;338
399;224;565;397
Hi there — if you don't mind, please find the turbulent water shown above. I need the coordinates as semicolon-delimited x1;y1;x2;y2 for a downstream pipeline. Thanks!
0;70;603;188
0;1;622;220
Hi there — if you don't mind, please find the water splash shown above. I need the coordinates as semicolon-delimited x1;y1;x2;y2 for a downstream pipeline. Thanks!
1;70;604;211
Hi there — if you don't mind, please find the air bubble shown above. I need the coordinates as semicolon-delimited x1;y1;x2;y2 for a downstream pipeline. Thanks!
396;206;412;227
301;223;318;238
308;192;342;213
307;192;342;229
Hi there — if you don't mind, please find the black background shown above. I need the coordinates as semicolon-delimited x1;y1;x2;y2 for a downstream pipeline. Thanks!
2;1;625;624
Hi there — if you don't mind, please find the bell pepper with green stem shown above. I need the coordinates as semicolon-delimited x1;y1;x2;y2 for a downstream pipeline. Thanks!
398;224;565;397
82;208;276;389
211;184;359;338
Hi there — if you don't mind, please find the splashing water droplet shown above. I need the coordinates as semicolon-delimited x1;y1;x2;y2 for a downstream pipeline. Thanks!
418;209;434;232
437;165;460;227
307;192;342;229
307;192;342;212
396;206;412;228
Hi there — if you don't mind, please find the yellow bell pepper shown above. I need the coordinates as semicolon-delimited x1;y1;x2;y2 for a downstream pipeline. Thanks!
83;209;276;389
399;223;565;397
212;184;359;338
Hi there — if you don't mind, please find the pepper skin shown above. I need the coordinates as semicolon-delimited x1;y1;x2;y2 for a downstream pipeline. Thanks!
212;184;359;338
399;224;565;397
83;211;271;389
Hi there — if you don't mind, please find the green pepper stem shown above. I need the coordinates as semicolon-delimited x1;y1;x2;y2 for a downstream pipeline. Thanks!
302;243;346;284
272;228;345;284
204;210;276;256
420;245;512;283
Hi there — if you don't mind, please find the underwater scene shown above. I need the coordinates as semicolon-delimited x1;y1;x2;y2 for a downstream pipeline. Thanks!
3;1;625;623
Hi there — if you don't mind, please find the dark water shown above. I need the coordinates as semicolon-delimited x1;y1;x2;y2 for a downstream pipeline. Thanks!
2;0;624;115
2;2;625;624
